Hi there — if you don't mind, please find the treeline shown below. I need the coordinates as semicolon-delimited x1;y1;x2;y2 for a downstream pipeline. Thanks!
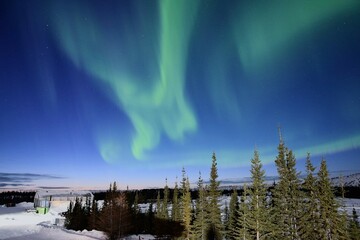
93;184;360;203
0;191;35;206
64;182;184;239
65;137;360;239
334;186;360;199
93;188;199;204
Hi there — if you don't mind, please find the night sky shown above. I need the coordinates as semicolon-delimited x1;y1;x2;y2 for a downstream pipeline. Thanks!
1;0;360;190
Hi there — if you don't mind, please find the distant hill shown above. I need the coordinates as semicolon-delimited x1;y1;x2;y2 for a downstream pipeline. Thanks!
331;173;360;187
217;172;360;189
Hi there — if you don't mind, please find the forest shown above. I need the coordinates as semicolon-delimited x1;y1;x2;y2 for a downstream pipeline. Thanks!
63;138;360;240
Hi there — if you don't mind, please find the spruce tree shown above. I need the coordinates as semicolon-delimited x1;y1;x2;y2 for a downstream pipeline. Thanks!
206;152;223;239
299;153;320;239
132;191;141;235
226;188;239;240
271;136;287;238
98;182;118;239
133;191;140;214
156;190;162;218
146;202;154;233
89;199;99;230
236;184;251;240
192;172;208;240
64;200;74;229
72;198;86;230
223;202;230;237
272;137;302;239
161;179;169;219
172;179;181;222
182;176;192;239
98;182;132;240
180;167;187;219
317;158;348;239
248;149;272;240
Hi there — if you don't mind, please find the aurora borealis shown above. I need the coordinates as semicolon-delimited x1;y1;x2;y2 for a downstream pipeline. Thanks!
1;0;360;189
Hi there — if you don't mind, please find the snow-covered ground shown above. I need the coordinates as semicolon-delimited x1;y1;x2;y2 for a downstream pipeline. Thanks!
340;198;360;218
0;202;154;240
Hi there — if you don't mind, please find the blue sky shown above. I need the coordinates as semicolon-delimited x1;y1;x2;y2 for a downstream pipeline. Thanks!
1;0;360;190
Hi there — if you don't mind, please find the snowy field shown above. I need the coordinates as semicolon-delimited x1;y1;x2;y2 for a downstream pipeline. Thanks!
340;198;360;217
1;198;359;240
0;202;153;240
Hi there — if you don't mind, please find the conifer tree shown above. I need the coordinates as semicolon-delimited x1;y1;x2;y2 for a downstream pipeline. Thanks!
156;190;162;218
98;182;132;240
317;158;348;239
161;179;169;219
226;188;239;240
146;202;154;233
89;199;99;230
110;181;119;197
115;192;133;238
182;176;192;239
172;179;181;222
64;200;74;229
72;198;87;230
192;172;208;240
206;152;223;239
248;149;272;240
180;167;187;219
272;136;302;239
102;182;112;209
132;191;141;235
236;184;250;240
133;191;140;214
223;201;230;236
299;153;320;239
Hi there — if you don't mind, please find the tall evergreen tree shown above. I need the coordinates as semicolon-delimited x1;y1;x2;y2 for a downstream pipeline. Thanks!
133;191;140;214
146;202;154;233
206;152;223;239
192;172;208;240
226;188;239;240
299;153;320;239
172;179;181;222
180;167;187;219
156;190;162;218
98;182;133;240
248;149;273;240
182;176;192;239
132;190;142;235
89;199;99;230
223;201;230;236
317;158;348;239
236;184;251;240
161;179;169;219
272;136;302;239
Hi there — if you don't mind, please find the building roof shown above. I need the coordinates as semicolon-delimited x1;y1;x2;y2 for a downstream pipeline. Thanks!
34;190;93;199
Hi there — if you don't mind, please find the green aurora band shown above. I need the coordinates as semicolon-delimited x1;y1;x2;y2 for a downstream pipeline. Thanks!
205;0;358;122
233;0;355;74
50;1;198;161
48;0;360;165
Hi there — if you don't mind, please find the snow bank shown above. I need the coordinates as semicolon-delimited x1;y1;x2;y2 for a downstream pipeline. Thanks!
0;202;105;240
